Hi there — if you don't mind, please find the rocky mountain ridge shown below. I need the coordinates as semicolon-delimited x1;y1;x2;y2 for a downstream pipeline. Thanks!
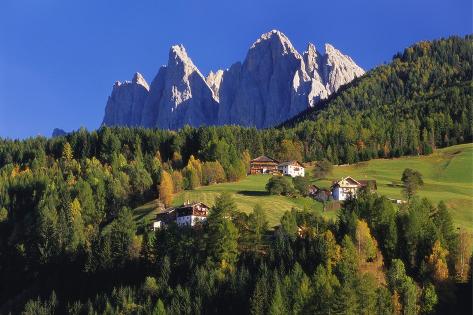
103;30;364;129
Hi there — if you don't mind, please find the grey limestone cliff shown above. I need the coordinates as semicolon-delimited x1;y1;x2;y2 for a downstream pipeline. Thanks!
102;72;149;126
102;30;365;129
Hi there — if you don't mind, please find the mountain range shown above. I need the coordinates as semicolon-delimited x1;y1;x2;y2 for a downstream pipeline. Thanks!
102;30;364;129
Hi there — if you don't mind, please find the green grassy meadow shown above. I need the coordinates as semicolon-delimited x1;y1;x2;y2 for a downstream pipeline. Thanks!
173;175;329;227
312;143;473;231
135;143;472;231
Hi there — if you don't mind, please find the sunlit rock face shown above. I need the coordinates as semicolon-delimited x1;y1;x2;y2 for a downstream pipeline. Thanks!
140;45;219;129
103;72;149;127
103;30;364;129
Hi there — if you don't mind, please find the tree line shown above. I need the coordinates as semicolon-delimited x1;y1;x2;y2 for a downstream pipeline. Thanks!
8;191;472;314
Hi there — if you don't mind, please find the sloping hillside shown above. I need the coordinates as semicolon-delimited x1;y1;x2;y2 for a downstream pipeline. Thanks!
313;143;472;231
279;36;472;165
136;143;472;231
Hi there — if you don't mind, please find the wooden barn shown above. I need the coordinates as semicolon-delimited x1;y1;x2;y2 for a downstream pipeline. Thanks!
249;155;279;174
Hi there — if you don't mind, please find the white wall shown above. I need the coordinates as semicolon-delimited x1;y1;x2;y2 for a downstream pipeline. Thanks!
152;220;163;231
278;165;305;177
176;215;207;227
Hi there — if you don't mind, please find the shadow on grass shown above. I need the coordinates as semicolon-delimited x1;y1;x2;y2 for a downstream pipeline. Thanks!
133;202;161;222
237;190;270;197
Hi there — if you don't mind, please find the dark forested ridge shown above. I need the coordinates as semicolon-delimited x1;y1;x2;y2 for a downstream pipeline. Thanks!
0;35;472;314
283;35;473;163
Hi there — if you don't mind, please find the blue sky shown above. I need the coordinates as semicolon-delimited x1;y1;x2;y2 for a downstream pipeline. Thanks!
0;0;471;139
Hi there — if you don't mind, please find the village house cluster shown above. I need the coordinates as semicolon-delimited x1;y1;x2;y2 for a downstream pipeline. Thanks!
249;155;305;177
152;162;379;231
248;156;377;201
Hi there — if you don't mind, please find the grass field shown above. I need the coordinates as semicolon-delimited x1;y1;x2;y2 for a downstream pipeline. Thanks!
134;143;472;231
132;176;331;228
173;175;330;227
312;143;473;231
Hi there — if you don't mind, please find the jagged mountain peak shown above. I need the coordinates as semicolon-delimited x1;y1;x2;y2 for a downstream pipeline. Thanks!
132;72;149;90
306;42;317;54
167;44;207;82
324;43;337;54
324;43;363;70
103;31;365;130
256;29;287;41
170;44;187;58
250;29;300;57
322;43;365;93
169;45;195;67
103;72;150;127
303;43;321;76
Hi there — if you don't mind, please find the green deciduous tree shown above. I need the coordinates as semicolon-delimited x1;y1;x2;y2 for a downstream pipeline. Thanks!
202;161;226;185
265;176;295;196
402;168;424;199
313;159;333;179
292;175;310;196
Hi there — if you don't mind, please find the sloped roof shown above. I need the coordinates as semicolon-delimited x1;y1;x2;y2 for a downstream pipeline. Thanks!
332;176;362;187
250;155;279;163
158;202;209;214
278;160;304;167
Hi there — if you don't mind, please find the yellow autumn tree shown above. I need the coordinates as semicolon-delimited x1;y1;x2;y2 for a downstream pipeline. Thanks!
427;240;449;282
187;155;203;184
392;290;402;315
159;171;174;207
62;142;73;161
70;198;82;223
355;219;378;262
455;230;473;282
171;170;184;193
154;150;162;162
69;198;85;250
202;161;226;185
242;150;251;174
324;230;341;270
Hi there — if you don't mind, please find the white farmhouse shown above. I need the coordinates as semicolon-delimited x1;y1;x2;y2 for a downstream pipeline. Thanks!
175;202;209;227
278;161;305;177
331;176;377;201
152;201;209;230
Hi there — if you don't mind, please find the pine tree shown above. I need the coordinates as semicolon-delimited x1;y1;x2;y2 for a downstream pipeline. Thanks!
207;193;239;271
419;283;438;314
250;274;270;315
152;299;166;315
332;283;358;315
392;290;402;315
248;204;268;250
269;282;286;315
311;265;340;314
401;168;424;199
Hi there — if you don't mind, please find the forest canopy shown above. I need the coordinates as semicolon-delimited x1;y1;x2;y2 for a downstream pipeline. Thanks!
0;35;472;314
